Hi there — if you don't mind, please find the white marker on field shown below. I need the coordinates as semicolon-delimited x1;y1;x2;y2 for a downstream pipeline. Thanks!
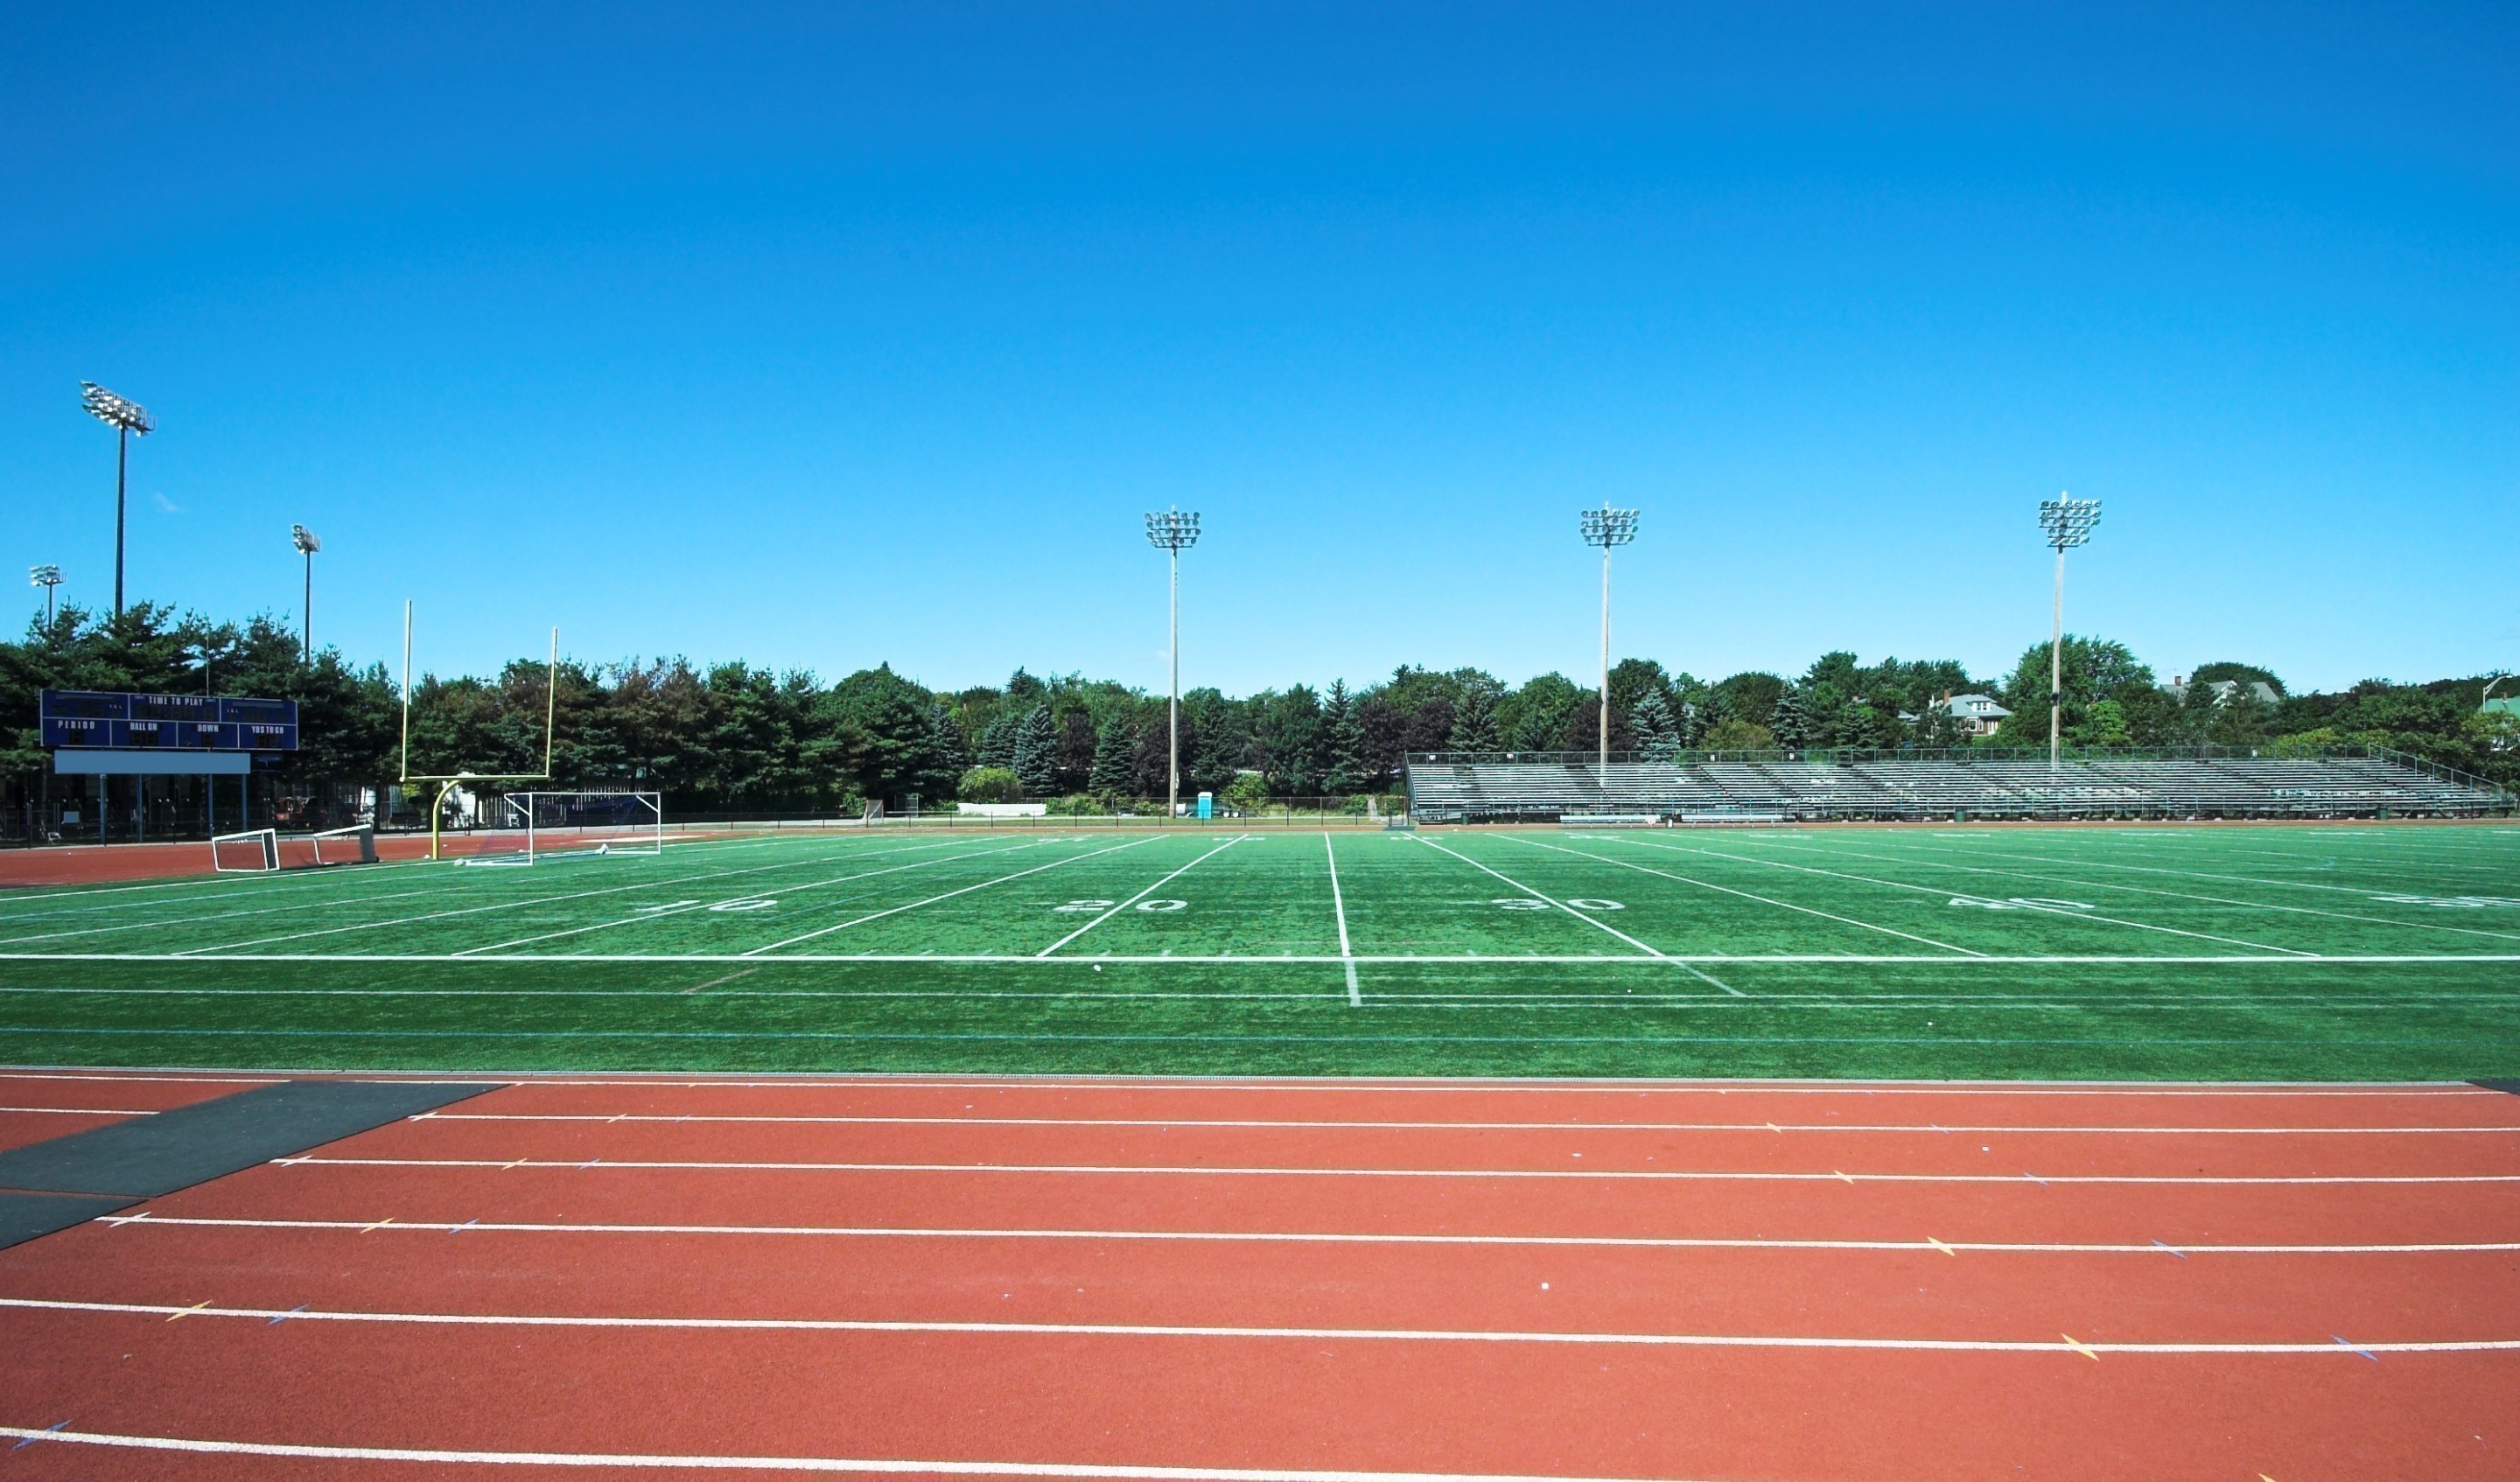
1325;834;1359;1005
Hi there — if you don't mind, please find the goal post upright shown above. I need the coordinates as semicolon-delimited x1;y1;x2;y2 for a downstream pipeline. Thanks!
399;603;561;861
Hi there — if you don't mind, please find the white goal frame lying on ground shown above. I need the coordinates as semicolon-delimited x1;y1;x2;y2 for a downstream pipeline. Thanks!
211;825;379;873
460;792;664;867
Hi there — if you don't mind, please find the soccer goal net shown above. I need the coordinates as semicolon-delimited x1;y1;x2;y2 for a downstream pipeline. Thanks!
211;824;379;873
462;791;664;866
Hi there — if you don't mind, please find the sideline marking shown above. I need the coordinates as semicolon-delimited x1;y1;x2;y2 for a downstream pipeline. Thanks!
416;1110;2520;1135
9;950;2520;965
10;1296;2517;1354
1038;837;1248;957
278;1156;2520;1186
0;1423;1733;1480
102;1214;2520;1255
1326;835;1360;1005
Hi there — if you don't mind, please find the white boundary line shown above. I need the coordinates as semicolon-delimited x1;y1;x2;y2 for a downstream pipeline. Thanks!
411;1110;2520;1135
96;1212;2520;1254
1038;836;1249;956
0;1425;1722;1481
9;950;2520;964
740;836;1171;957
5;1295;2516;1354
1325;834;1360;1005
1506;835;1977;961
276;1156;2520;1185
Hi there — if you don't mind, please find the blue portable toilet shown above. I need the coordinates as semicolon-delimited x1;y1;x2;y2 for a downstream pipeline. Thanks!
1195;791;1214;820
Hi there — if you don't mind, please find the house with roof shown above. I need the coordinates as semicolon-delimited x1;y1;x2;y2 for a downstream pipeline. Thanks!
2162;675;2281;706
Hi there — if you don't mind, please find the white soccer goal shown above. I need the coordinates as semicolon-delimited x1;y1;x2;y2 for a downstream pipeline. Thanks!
462;791;663;866
211;824;378;873
211;828;281;873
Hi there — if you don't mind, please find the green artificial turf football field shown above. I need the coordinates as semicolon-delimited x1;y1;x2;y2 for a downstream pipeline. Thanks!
4;821;2517;1080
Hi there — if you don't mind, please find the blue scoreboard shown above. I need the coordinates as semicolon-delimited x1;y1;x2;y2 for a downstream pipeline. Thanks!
40;690;299;753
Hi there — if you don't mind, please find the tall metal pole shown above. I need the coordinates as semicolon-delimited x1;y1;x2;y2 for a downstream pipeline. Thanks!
2036;494;2102;773
114;426;128;616
303;549;313;661
2048;546;2067;772
1169;544;1180;819
1598;539;1613;775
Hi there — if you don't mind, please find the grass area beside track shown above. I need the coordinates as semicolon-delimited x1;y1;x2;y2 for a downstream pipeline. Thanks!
3;821;2516;1079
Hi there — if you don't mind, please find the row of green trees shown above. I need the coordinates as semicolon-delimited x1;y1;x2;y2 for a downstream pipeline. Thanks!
3;605;2511;820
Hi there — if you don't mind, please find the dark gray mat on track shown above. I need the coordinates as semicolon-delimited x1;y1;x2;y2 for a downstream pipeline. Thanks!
0;1191;138;1248
0;1080;499;1209
2477;1080;2520;1096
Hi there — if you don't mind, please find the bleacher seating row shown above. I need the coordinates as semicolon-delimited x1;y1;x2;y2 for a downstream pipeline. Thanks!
1403;752;2512;822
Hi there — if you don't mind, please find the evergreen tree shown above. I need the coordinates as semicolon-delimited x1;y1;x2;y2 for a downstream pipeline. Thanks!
1771;686;1814;749
1088;714;1136;796
1447;682;1502;752
1629;688;1682;760
976;712;1017;770
1322;680;1368;793
1012;704;1059;796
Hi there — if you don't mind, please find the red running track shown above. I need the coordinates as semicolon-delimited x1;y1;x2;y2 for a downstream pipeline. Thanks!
0;1072;2514;1479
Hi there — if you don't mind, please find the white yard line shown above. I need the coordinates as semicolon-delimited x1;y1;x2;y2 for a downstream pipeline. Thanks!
742;835;1170;957
97;1212;2520;1254
0;880;460;947
1036;836;1249;956
416;1111;2520;1135
451;838;1053;956
1509;836;1975;961
279;1155;2520;1185
1615;837;2315;957
1753;835;2520;946
1409;835;1746;996
9;950;2520;965
167;836;989;956
1325;834;1360;1005
6;1296;2516;1356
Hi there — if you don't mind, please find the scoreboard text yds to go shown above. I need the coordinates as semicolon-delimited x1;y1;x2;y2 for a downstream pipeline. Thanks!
39;690;299;754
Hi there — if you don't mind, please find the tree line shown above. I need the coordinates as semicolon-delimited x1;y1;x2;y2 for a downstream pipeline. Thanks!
3;604;2511;822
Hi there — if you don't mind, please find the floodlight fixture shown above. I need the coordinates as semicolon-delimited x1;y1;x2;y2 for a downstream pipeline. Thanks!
80;381;154;616
1144;507;1202;818
1578;504;1642;777
2039;493;2103;772
291;525;321;661
30;564;62;624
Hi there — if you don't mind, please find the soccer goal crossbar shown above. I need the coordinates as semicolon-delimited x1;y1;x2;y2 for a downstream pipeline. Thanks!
210;825;380;874
458;791;664;868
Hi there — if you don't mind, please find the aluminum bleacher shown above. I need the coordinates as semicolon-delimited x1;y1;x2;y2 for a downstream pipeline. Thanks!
1403;748;2512;822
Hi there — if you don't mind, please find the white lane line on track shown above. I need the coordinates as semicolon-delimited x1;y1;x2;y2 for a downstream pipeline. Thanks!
1613;836;2317;957
276;1156;2520;1185
6;1296;2516;1354
1504;835;1978;960
743;835;1171;957
166;835;1002;956
1036;836;1249;957
0;1425;1722;1481
1326;834;1360;1005
99;1213;2520;1255
12;950;2520;964
0;1105;154;1116
413;1111;2520;1135
1407;835;1743;996
452;838;1056;956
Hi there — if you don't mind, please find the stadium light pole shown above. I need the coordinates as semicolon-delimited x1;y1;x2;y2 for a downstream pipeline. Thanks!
1144;507;1201;818
1578;503;1640;776
80;382;155;617
291;525;321;661
30;565;62;625
2038;493;2103;772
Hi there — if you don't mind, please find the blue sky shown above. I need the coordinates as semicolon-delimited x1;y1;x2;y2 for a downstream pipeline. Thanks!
4;3;2515;696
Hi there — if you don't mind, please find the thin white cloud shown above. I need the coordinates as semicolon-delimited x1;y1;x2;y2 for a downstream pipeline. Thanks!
150;492;180;514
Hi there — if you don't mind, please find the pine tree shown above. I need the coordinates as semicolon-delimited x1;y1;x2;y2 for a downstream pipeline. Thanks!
1322;680;1368;793
977;712;1016;770
1088;715;1136;797
1771;686;1813;750
1446;682;1502;753
1630;689;1682;760
1012;704;1059;797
